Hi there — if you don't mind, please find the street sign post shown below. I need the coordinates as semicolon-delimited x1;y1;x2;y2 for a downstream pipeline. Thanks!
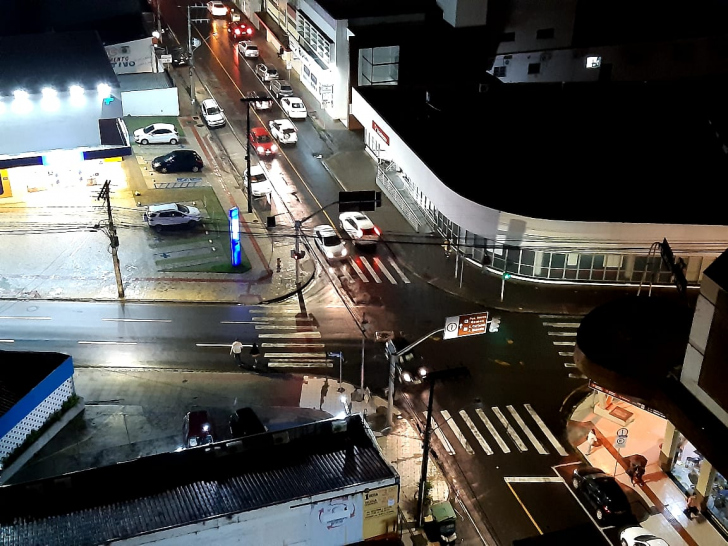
614;427;629;475
443;312;489;340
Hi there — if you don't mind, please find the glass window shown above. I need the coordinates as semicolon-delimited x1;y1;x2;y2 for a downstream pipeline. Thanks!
708;472;728;531
670;433;704;493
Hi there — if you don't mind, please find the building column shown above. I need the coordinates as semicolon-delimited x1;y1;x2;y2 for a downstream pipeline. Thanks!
695;459;716;509
623;254;635;281
659;420;680;472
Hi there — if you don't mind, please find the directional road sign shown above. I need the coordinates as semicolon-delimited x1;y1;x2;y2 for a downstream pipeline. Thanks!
443;312;489;340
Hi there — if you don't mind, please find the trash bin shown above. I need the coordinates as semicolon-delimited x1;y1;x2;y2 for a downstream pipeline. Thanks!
267;216;276;228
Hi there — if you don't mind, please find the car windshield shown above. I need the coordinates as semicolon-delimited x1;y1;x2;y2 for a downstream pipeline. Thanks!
143;125;155;134
291;102;303;109
250;173;267;183
268;68;277;75
283;128;296;135
323;235;341;246
281;85;292;91
177;204;190;213
206;106;221;115
360;228;377;236
256;134;272;143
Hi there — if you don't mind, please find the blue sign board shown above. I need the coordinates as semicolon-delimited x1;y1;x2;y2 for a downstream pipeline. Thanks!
229;207;241;267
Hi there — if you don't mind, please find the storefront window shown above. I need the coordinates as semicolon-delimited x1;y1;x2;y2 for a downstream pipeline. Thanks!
671;433;704;493
708;472;728;532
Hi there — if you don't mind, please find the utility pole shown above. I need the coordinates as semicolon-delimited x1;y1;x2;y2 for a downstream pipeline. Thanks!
96;180;124;298
185;4;207;105
239;97;255;213
417;367;469;526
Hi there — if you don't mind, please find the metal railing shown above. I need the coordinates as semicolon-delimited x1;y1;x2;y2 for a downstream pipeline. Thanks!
376;169;421;232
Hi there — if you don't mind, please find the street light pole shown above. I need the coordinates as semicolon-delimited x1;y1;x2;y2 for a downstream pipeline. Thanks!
187;5;194;105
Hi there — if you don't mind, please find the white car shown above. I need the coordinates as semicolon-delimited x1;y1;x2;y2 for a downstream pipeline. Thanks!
144;203;201;230
619;526;669;546
339;212;380;246
313;225;347;261
269;119;298;145
238;41;259;58
281;97;307;119
244;165;273;198
200;98;226;128
207;1;227;16
134;123;179;145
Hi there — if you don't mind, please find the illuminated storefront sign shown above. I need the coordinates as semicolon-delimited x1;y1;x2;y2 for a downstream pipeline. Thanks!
588;380;666;418
229;207;241;266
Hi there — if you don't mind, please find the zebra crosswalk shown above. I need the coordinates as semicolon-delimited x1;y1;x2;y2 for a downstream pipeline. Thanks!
426;403;569;459
540;314;585;378
338;255;411;285
249;308;333;369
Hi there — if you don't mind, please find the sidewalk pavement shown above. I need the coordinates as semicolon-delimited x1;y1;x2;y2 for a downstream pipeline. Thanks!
568;394;727;546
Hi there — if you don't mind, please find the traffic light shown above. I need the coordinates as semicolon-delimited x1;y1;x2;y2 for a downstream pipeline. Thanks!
489;317;501;333
339;190;382;213
503;272;512;280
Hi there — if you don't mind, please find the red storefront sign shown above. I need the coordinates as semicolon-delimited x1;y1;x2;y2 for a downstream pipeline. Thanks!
372;121;389;145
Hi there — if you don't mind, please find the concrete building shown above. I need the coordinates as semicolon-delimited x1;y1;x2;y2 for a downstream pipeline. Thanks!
350;80;728;287
0;31;131;200
0;414;400;545
574;248;728;537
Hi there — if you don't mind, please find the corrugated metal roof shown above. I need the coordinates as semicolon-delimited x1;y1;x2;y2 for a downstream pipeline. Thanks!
0;415;397;546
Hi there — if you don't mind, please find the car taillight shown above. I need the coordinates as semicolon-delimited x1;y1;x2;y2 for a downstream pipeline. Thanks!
602;506;611;513
374;226;381;236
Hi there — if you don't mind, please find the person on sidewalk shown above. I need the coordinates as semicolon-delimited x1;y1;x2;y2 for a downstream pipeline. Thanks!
684;491;700;520
319;378;329;410
586;428;599;455
249;342;260;368
231;339;243;366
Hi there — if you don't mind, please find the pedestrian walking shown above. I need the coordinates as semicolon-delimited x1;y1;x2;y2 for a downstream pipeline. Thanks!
319;378;329;410
586;428;599;455
231;339;243;366
249;342;260;368
625;454;648;486
684;491;700;520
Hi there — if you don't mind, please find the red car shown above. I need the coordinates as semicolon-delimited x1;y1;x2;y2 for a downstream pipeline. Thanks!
249;126;278;156
227;22;252;41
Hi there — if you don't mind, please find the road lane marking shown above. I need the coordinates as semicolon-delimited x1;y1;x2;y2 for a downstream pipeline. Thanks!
252;316;312;322
425;413;456;455
553;341;576;346
261;343;325;348
359;257;381;283
196;343;234;347
504;481;542;535
507;405;548;455
258;332;322;338
220;321;260;324
441;410;474;455
0;316;51;320
0;340;15;343
268;361;333;368
341;268;354;283
254;325;317;330
492;407;528;452
374;257;397;284
78;341;138;345
539;314;584;319
504;476;564;483
525;404;568;456
542;322;581;328
564;363;577;368
569;373;586;379
388;258;411;283
548;332;577;336
347;258;369;282
102;318;172;323
263;352;327;358
250;309;300;314
459;409;493;455
476;408;510;453
559;351;574;356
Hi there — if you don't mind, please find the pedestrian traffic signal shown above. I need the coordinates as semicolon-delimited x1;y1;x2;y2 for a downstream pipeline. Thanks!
489;317;501;332
503;272;512;280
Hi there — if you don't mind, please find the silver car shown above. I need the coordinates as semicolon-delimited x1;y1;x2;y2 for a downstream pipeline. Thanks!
144;203;201;231
255;63;279;81
270;79;293;98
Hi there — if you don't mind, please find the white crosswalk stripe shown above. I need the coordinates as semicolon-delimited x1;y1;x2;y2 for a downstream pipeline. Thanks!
347;257;369;282
475;408;510;453
460;410;493;455
441;410;474;454
251;308;330;368
424;413;456;455
507;405;548;454
388;258;411;283
359;257;382;283
540;315;583;373
374;257;397;284
341;268;354;284
524;404;568;456
492;407;528;452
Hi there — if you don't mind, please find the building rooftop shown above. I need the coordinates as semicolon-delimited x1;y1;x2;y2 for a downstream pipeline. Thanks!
356;81;728;224
118;72;174;92
0;414;397;546
0;31;119;96
0;352;70;418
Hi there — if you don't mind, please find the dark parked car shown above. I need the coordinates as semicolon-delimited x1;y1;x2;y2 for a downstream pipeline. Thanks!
183;410;215;448
245;90;272;110
571;466;631;524
167;45;189;67
229;408;267;438
152;150;203;173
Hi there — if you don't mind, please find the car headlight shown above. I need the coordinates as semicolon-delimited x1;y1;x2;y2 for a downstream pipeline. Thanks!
257;146;264;153
418;367;428;378
341;248;347;257
325;249;334;258
271;145;278;152
402;371;412;383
